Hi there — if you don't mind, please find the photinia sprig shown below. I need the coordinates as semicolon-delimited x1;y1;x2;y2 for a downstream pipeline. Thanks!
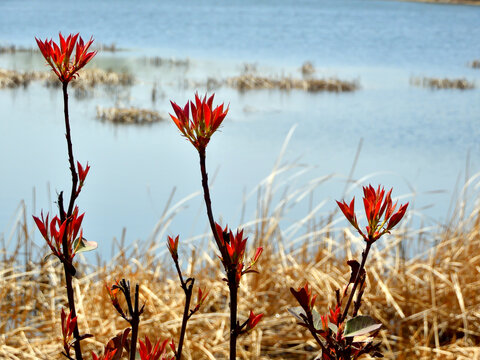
215;223;263;285
169;93;262;359
33;206;97;263
106;279;144;360
34;32;97;360
336;184;408;243
76;161;90;196
290;282;318;314
191;287;209;314
170;92;228;151
106;281;127;320
289;185;408;359
166;235;209;359
243;310;264;333
167;235;179;261
35;33;96;84
289;282;383;360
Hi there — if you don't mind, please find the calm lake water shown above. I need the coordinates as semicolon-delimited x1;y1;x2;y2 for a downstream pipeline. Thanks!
1;0;479;258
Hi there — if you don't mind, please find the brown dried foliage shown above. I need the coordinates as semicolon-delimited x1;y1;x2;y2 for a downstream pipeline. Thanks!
2;186;480;359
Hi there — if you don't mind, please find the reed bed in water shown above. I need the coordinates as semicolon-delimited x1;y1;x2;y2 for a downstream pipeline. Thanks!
0;68;134;91
45;68;134;90
411;77;475;90
225;74;358;92
2;165;480;359
96;106;164;124
0;69;48;89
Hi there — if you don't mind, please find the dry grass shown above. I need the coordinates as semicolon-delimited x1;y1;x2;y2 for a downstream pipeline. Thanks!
2;159;480;359
411;77;475;90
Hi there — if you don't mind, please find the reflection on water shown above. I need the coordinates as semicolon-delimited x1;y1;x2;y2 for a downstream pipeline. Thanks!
0;0;479;257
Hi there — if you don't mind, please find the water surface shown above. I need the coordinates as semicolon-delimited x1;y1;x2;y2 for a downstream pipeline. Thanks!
1;0;479;257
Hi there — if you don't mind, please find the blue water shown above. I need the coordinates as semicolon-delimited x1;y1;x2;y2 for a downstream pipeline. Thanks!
1;0;479;258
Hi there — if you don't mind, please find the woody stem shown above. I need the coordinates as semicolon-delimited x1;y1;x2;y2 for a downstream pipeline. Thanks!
61;82;82;360
198;148;225;257
176;277;194;360
198;148;237;359
228;271;238;360
341;241;372;323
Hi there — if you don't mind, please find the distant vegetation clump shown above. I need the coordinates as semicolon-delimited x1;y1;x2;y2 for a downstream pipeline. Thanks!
0;69;48;88
226;74;359;92
471;60;480;69
411;76;475;90
96;106;164;125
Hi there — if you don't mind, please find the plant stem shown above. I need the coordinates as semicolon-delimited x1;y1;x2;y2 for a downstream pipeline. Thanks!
198;148;224;256
62;82;78;218
61;82;82;360
228;273;238;360
198;148;237;359
176;278;194;360
129;284;140;360
341;241;372;323
307;324;327;355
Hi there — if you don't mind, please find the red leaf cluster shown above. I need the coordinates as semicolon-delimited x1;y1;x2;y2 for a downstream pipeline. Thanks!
215;223;263;284
337;184;408;242
33;206;85;260
170;93;228;151
35;33;96;84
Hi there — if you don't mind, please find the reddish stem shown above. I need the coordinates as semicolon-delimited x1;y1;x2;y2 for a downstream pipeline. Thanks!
173;259;194;360
198;148;238;360
198;148;226;259
61;82;82;360
340;241;372;323
227;272;238;360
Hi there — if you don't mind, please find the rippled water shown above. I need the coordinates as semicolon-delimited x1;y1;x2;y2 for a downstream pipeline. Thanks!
1;0;479;257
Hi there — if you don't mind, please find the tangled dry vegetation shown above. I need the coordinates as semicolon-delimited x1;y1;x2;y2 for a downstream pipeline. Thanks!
411;77;475;90
2;165;480;359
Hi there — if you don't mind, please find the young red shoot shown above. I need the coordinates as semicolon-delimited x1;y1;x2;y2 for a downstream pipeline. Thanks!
170;93;228;151
337;185;409;242
35;33;96;84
